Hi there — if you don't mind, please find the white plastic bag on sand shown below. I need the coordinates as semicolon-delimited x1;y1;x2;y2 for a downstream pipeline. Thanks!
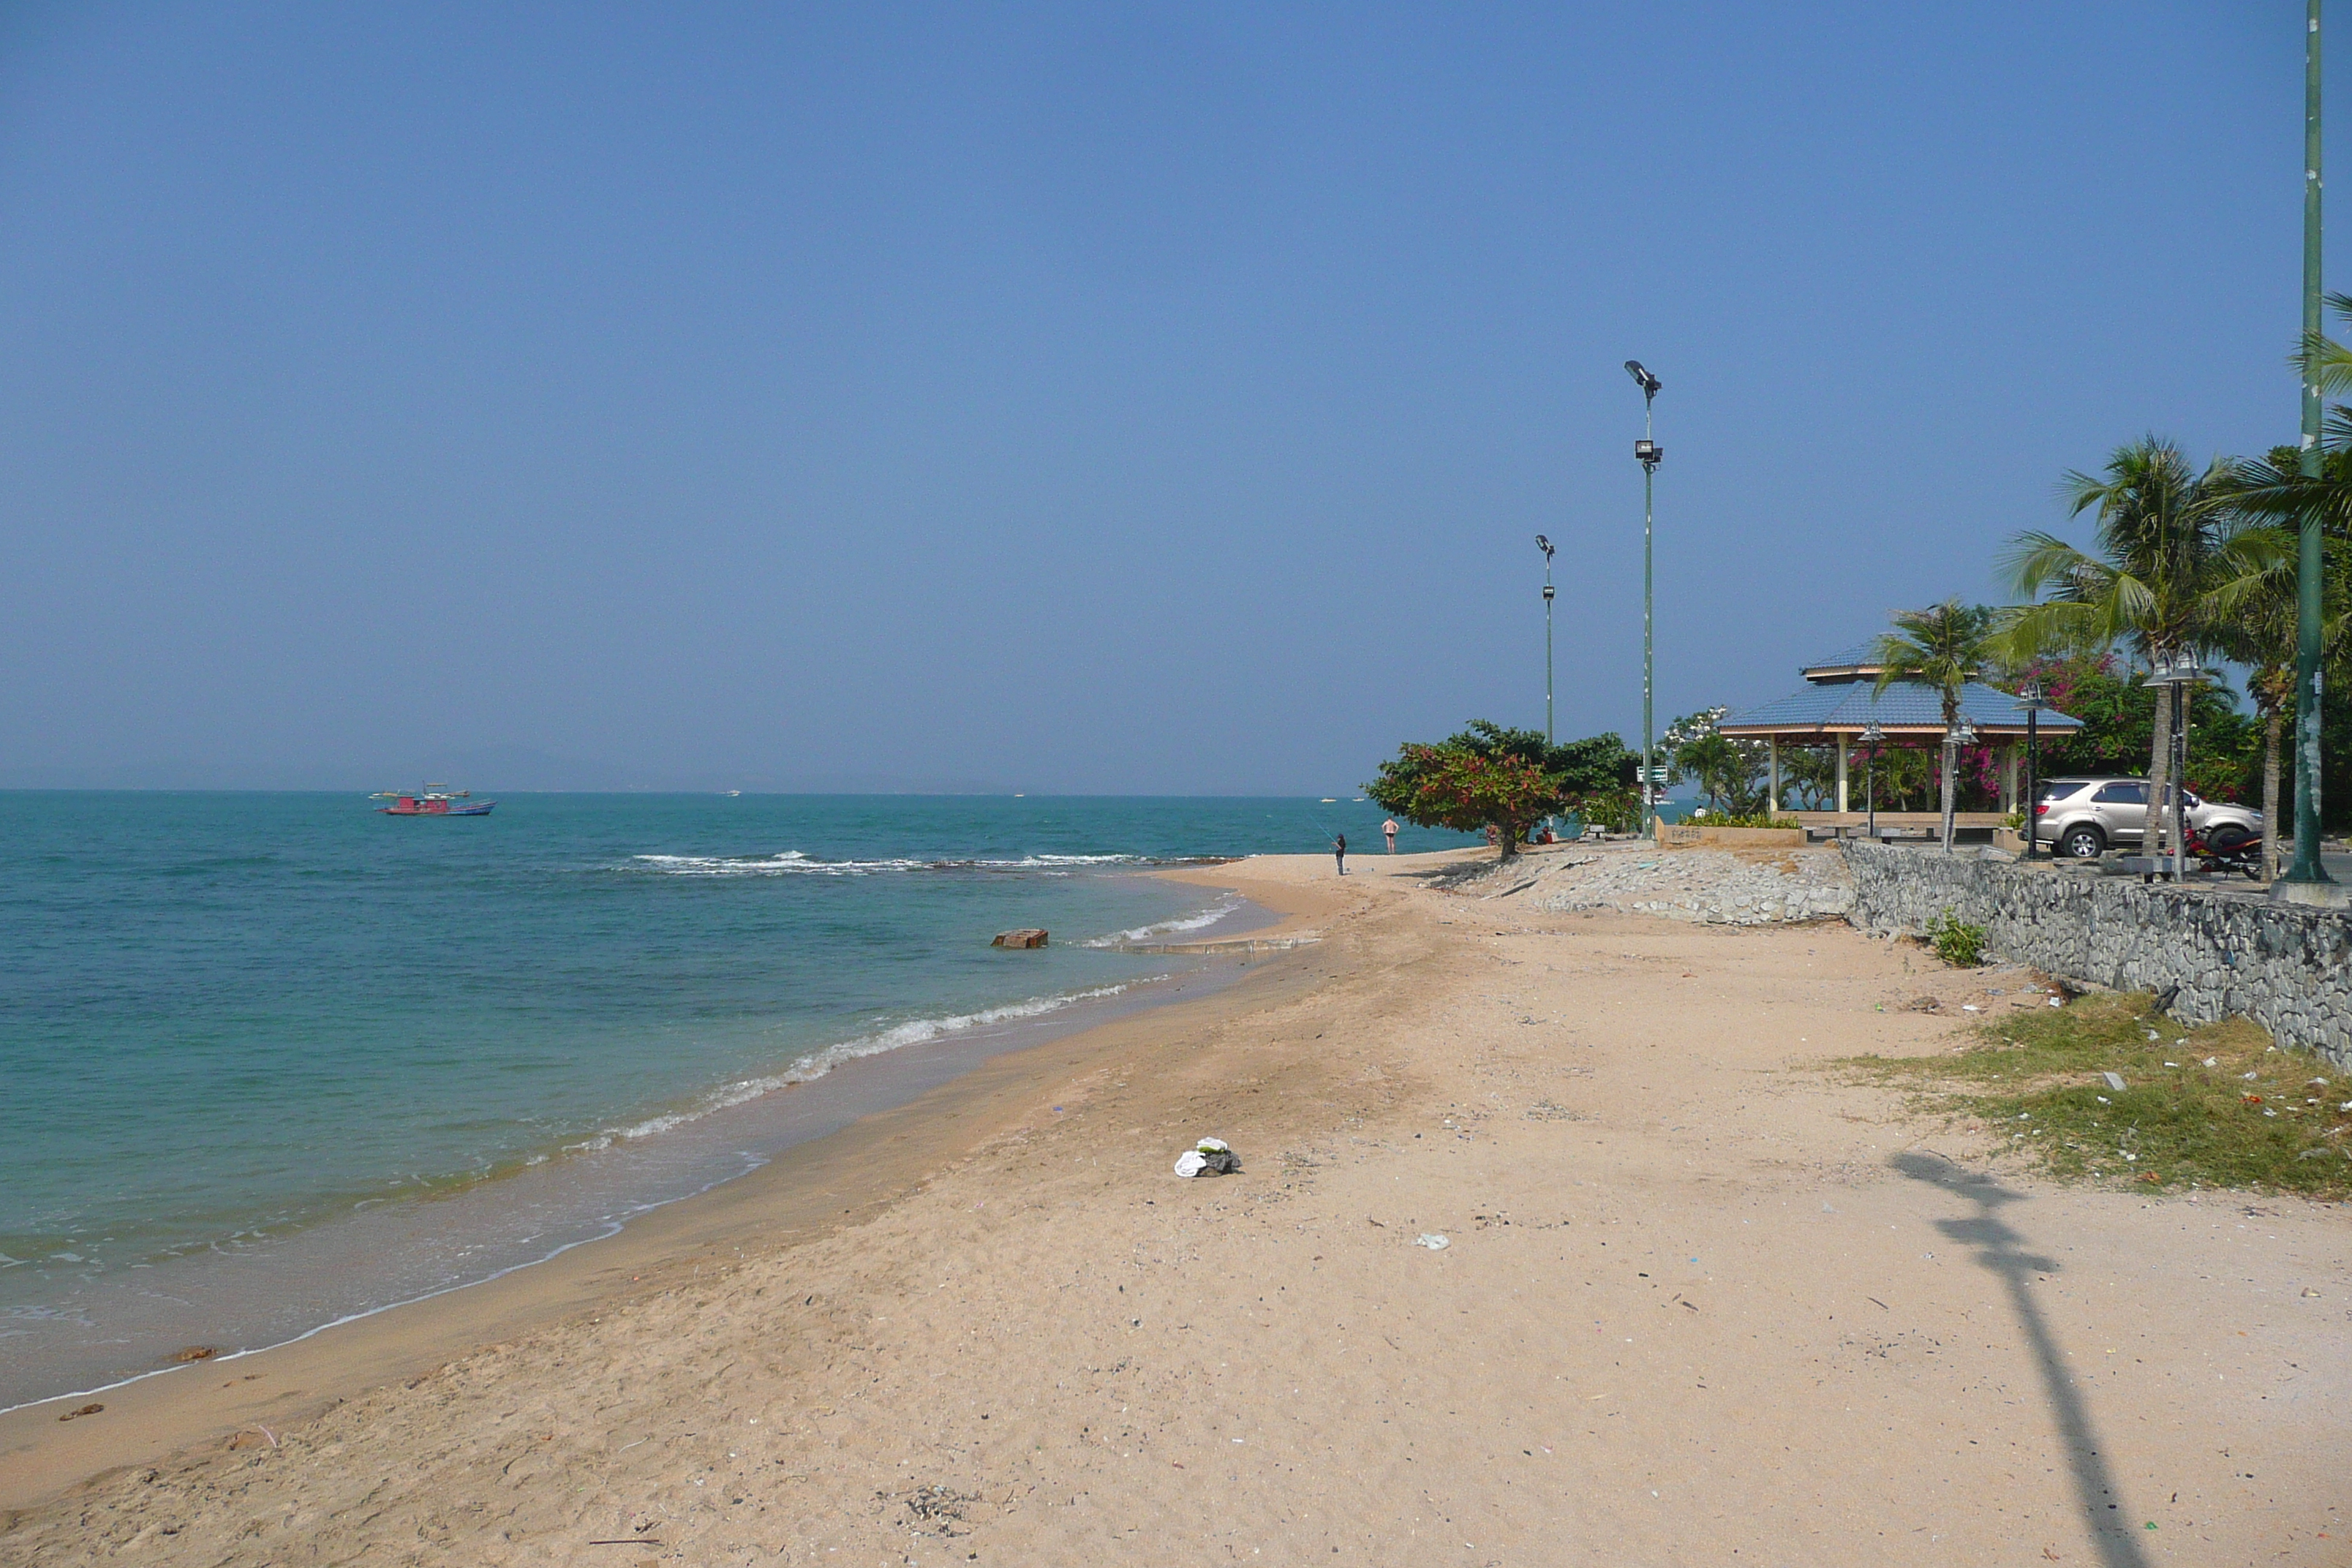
1174;1137;1240;1177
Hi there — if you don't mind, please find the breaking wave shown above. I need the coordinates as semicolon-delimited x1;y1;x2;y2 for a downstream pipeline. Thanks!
561;980;1158;1153
624;851;1145;878
1082;892;1246;946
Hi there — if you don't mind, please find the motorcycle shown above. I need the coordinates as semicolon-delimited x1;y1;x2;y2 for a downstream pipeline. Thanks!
2184;823;2265;881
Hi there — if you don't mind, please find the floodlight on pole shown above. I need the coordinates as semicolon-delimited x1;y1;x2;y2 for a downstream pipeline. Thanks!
1626;361;1662;835
2285;0;2336;893
1537;535;1557;745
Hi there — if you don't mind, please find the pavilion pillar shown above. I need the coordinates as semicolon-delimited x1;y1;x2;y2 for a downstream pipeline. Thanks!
1768;736;1780;814
2001;742;2019;813
1836;734;1850;815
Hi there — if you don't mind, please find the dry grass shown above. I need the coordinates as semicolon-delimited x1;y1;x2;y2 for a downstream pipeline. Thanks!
1845;992;2352;1198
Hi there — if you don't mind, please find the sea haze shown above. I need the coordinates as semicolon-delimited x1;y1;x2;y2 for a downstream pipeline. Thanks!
0;791;1468;1407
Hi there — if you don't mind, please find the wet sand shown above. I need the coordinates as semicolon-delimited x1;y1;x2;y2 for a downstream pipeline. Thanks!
3;850;2345;1565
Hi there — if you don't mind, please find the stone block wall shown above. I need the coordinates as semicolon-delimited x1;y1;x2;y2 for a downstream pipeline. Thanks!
1840;840;2352;1069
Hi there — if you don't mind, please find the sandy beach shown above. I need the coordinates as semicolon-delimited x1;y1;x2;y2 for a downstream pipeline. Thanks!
4;846;2346;1566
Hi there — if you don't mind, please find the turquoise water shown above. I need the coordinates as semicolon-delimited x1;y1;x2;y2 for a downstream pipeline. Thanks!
0;792;1466;1405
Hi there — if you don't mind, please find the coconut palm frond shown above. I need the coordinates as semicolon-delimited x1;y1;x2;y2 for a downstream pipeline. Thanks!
2000;531;2095;599
1999;598;2106;660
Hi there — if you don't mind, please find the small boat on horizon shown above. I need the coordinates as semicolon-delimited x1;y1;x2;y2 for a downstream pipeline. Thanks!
372;786;496;817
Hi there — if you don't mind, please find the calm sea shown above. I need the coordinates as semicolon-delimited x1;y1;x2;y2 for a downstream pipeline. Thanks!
0;792;1463;1407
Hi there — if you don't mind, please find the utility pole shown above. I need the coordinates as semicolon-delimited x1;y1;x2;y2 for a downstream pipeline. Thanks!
2286;0;2339;894
1626;361;1663;834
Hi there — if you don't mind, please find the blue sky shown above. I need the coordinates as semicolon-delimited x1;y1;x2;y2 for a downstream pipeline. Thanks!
0;4;2330;791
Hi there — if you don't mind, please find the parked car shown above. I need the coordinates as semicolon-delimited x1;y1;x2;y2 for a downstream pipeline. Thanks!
2031;776;2263;859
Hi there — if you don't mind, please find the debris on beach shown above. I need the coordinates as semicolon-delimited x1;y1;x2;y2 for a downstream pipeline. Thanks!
57;1403;102;1422
991;928;1049;949
170;1345;218;1362
1899;995;1941;1013
1414;1234;1450;1251
1175;1137;1240;1177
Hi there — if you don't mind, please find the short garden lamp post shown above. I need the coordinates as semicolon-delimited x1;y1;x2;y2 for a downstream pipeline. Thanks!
1859;721;1885;840
1942;717;1979;853
2016;679;2046;860
2143;655;2204;881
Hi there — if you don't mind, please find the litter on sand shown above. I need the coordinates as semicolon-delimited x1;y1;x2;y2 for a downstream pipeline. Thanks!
2103;1071;2128;1092
1174;1137;1240;1177
1414;1234;1450;1251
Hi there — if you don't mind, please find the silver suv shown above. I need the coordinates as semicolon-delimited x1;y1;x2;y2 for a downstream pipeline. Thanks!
2032;776;2263;859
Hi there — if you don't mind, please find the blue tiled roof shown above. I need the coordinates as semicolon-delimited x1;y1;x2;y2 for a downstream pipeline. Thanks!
1719;679;2081;736
1801;640;1887;674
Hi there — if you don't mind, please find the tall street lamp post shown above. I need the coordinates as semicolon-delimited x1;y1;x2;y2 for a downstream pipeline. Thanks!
2287;0;2337;894
1536;535;1557;746
1625;361;1663;834
2017;679;2046;860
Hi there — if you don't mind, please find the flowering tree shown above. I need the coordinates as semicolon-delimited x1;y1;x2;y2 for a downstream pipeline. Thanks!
1365;739;1562;862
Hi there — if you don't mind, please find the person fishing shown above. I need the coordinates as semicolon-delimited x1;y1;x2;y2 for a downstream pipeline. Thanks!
1332;832;1348;875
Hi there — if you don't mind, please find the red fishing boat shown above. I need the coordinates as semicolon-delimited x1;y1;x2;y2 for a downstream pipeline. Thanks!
372;786;496;817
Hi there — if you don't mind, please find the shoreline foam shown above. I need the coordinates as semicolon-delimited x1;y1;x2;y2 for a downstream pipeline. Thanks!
0;886;1265;1416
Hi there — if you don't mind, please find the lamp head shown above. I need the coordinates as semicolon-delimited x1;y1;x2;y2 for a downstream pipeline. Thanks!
2016;678;2046;707
1624;360;1662;398
1535;534;1553;558
1860;722;1885;744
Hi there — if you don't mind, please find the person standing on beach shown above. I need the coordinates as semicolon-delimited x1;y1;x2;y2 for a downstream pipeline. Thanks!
1333;833;1347;875
1382;818;1398;853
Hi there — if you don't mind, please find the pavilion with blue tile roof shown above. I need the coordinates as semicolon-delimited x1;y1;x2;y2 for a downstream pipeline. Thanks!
1716;640;2081;828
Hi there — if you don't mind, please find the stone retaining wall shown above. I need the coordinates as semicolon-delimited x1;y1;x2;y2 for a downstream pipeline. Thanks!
1840;841;2352;1068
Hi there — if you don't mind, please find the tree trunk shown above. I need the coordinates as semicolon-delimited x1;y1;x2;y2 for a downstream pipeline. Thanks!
2146;677;2173;856
2264;709;2283;882
1496;823;1518;863
1939;740;1957;852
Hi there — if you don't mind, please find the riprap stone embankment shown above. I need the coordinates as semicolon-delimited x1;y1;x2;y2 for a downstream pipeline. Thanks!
1462;842;1855;926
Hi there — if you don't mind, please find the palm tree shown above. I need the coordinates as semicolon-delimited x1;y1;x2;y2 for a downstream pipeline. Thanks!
1997;437;2284;855
1872;599;1995;851
2210;446;2351;877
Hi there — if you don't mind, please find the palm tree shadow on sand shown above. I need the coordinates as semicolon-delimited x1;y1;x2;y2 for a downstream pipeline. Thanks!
1888;1150;2152;1568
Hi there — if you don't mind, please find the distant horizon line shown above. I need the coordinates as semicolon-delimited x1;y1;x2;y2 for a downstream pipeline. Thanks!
0;786;1389;800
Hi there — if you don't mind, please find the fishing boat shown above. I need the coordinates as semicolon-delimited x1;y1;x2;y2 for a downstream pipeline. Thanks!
372;786;496;817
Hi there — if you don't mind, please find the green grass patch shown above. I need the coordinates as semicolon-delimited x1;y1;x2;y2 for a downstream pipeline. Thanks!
1842;991;2352;1199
